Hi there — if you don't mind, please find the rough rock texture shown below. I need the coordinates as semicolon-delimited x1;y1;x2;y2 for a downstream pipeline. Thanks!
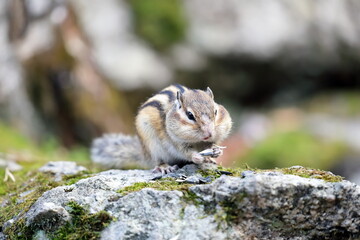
191;173;360;239
3;163;357;239
38;161;88;181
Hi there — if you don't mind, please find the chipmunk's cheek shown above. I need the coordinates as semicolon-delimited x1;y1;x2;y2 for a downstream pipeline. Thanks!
181;128;200;142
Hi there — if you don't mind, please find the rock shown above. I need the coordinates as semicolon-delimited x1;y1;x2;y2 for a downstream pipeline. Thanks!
38;161;87;181
2;219;15;233
4;165;360;239
26;202;71;231
102;189;184;240
240;170;255;178
26;168;155;220
191;174;360;238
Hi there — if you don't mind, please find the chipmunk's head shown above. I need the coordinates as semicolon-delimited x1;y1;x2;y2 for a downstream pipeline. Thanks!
167;87;218;143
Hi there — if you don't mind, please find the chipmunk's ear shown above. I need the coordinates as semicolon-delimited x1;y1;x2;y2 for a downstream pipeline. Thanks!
206;87;214;99
176;91;184;108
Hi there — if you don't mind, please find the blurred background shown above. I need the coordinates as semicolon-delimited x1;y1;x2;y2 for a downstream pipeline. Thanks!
1;0;360;184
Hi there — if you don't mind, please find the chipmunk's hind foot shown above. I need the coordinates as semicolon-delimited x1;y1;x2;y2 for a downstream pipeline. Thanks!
152;164;179;175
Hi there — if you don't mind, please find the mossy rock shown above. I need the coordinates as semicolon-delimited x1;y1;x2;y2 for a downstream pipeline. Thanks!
0;164;353;239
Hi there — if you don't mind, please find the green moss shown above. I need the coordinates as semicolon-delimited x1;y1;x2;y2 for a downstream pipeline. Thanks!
62;172;93;186
117;178;193;195
0;121;97;200
182;189;203;205
197;169;224;179
199;165;344;183
239;130;346;170
0;121;101;238
224;165;344;183
1;180;112;239
217;193;247;224
50;201;113;240
0;172;61;239
276;167;344;182
271;218;285;229
198;166;245;179
0;170;96;239
117;178;204;206
0;122;34;151
129;0;187;50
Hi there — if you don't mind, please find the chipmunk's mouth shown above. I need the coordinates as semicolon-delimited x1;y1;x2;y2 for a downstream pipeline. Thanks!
203;136;211;141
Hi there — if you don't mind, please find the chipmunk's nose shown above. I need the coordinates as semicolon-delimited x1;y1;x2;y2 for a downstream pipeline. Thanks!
202;124;214;141
203;131;212;140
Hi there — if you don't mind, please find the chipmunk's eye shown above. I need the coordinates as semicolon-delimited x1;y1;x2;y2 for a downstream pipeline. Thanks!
186;111;195;121
215;109;218;116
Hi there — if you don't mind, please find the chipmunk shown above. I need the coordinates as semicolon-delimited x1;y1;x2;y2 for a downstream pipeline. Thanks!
91;84;232;174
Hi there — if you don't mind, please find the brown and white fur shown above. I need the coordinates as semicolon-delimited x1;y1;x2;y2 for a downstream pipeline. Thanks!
91;84;232;173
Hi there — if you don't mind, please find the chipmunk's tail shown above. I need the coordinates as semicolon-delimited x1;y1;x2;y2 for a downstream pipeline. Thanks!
91;134;152;169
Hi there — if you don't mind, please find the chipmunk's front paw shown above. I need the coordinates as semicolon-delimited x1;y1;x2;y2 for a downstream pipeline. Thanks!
191;152;216;165
152;164;179;175
198;146;225;158
191;152;205;164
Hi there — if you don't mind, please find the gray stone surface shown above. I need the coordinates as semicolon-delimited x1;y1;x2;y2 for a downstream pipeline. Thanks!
26;202;70;231
5;163;359;239
38;161;88;181
191;174;360;239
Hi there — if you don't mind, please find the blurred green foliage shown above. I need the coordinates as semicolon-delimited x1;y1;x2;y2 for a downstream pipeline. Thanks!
129;0;186;50
239;130;346;170
0;122;89;165
0;122;35;152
